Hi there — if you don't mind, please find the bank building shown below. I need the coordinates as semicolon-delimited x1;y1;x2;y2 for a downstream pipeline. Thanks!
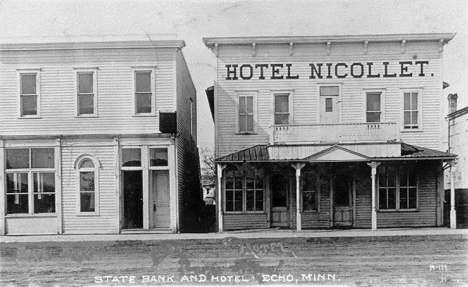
0;38;202;235
204;33;458;231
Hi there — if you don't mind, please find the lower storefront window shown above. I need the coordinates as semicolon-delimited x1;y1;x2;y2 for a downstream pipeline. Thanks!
6;148;56;215
225;169;264;213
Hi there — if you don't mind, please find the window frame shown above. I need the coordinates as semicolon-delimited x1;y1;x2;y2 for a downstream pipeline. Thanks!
74;155;100;215
75;69;98;117
400;89;423;132
317;84;342;124
273;91;293;126
5;147;56;216
235;92;257;134
18;70;41;118
301;170;320;213
224;170;264;214
377;162;419;212
133;68;156;116
363;89;386;123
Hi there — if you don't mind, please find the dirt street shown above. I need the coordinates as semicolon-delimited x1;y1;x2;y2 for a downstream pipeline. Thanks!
1;235;467;287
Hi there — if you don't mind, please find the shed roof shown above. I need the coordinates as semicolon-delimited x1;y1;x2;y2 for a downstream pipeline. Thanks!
216;142;456;163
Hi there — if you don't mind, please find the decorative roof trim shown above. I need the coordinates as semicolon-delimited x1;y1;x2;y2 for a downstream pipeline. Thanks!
0;40;186;51
203;33;455;47
303;145;370;162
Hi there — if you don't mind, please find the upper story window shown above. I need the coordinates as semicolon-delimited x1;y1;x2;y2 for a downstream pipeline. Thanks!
134;70;154;115
403;90;421;130
366;91;383;122
378;163;418;211
76;70;97;116
6;148;55;215
237;93;256;134
274;93;291;125
75;156;99;214
19;72;40;117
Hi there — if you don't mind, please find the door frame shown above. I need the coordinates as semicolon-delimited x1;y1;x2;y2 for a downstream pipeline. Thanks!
270;173;290;228
330;171;355;227
317;84;342;124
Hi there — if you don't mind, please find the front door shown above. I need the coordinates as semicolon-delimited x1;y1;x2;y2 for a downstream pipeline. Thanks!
271;174;289;227
319;86;340;124
333;174;353;227
123;171;143;229
151;171;170;228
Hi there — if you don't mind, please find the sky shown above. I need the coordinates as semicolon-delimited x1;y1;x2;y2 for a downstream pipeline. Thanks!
0;0;467;150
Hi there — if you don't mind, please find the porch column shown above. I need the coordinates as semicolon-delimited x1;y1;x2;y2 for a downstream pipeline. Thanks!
367;161;380;231
292;163;305;231
449;161;457;229
217;164;227;232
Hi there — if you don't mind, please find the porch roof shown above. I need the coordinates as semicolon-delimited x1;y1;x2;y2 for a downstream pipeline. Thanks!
215;142;457;163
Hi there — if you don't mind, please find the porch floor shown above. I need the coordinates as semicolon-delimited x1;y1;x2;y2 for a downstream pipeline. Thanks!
1;227;466;243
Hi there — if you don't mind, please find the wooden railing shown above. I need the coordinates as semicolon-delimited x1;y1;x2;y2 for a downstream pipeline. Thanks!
271;122;399;144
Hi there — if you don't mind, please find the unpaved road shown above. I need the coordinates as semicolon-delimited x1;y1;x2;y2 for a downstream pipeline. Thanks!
1;235;467;286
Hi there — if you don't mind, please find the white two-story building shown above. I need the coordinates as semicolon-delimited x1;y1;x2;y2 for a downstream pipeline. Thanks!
0;39;201;235
204;33;457;231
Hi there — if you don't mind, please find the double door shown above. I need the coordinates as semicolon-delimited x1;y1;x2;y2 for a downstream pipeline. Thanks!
122;170;170;229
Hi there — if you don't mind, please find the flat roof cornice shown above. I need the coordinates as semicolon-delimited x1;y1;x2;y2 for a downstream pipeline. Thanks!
203;33;455;47
0;40;186;51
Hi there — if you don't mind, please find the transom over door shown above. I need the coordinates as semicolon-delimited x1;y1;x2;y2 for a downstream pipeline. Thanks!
271;174;289;227
319;86;340;124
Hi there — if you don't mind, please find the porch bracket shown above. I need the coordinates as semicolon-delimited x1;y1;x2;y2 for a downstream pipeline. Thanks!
367;161;381;231
217;163;227;232
449;160;457;229
292;163;305;231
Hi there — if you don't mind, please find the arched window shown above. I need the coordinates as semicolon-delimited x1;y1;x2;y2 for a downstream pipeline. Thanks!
75;155;100;214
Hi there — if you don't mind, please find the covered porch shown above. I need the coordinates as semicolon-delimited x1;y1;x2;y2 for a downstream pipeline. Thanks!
215;143;457;231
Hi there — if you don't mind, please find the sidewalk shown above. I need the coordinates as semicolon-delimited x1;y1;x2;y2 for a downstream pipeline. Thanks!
1;227;467;243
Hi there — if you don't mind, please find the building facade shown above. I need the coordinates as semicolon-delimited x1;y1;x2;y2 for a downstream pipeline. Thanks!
0;40;201;235
204;33;457;231
446;95;468;227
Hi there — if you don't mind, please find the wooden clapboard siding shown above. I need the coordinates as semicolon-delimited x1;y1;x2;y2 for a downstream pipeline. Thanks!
215;40;443;157
377;161;439;228
61;139;116;234
224;213;269;230
175;50;202;231
0;48;176;136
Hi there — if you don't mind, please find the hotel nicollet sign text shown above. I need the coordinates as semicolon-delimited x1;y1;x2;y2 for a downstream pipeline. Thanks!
224;61;432;80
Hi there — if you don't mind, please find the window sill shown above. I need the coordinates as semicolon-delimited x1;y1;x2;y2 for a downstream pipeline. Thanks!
378;209;418;213
400;129;423;133
6;213;57;218
133;114;156;117
235;132;257;135
76;213;100;217
302;210;319;213
75;115;99;118
18;116;42;119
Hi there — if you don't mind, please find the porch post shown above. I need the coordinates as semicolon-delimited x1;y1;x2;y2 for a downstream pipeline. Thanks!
449;161;457;229
292;163;305;231
217;164;227;232
367;161;380;231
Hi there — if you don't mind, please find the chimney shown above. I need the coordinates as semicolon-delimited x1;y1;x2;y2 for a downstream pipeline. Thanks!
448;93;458;114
